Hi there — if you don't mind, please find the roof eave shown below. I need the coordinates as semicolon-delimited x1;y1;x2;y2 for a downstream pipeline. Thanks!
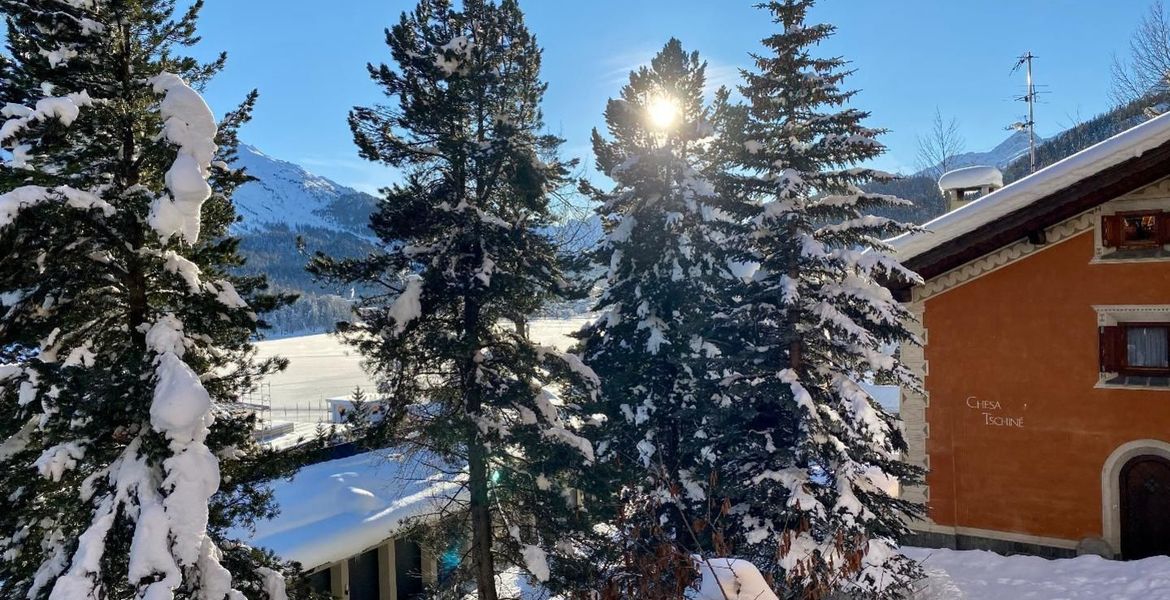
890;138;1170;297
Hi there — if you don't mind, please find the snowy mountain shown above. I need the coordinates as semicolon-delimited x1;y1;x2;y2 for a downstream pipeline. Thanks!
229;145;380;337
915;130;1043;178
232;144;377;237
229;145;600;336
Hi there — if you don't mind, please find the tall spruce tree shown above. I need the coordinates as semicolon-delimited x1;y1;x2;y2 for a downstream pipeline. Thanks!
714;1;925;597
309;1;598;598
0;1;300;599
577;40;752;597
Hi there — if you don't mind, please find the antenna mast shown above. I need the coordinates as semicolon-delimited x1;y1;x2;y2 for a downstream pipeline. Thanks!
1011;52;1038;173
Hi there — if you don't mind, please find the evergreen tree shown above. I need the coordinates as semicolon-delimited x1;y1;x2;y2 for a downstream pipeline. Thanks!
0;1;301;598
714;1;925;597
576;40;752;597
309;1;598;598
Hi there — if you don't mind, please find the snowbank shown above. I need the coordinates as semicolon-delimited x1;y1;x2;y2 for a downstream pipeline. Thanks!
903;546;1170;599
236;450;465;570
889;111;1170;262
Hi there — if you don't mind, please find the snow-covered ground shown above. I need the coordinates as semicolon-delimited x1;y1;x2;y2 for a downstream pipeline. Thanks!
904;546;1170;599
252;314;901;423
253;316;593;423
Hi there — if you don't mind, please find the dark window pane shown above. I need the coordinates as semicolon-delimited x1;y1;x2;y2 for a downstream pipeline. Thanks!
1128;327;1170;369
348;548;380;600
395;539;425;599
306;568;332;595
1122;214;1159;245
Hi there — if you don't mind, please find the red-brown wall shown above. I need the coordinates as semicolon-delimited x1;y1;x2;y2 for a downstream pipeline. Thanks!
924;229;1170;541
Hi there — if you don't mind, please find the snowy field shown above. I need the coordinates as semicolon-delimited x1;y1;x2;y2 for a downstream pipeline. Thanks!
254;316;592;423
252;314;902;423
904;547;1170;599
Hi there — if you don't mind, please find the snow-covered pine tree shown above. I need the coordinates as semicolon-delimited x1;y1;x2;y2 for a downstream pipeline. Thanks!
0;2;301;599
576;39;751;597
713;1;925;597
309;1;599;598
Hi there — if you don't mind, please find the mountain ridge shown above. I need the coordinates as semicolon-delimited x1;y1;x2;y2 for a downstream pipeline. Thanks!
914;129;1042;179
230;145;380;337
233;144;378;237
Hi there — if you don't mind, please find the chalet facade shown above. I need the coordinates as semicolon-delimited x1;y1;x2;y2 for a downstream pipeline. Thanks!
887;113;1170;560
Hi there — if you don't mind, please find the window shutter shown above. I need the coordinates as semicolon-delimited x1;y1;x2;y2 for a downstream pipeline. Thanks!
1101;325;1125;372
1102;215;1123;248
1161;212;1170;244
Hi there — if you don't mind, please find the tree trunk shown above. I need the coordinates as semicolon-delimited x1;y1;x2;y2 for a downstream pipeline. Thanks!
468;427;497;600
463;296;498;600
513;313;529;340
117;20;147;351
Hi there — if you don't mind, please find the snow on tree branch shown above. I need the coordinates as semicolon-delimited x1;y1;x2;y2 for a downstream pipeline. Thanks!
147;73;218;244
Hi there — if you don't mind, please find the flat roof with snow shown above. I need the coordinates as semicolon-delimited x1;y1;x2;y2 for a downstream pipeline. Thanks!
236;449;464;570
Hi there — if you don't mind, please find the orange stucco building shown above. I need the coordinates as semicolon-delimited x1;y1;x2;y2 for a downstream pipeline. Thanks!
888;114;1170;559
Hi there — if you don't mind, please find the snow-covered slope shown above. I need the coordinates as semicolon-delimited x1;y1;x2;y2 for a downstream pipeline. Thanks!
228;145;380;335
229;145;597;335
917;130;1043;178
232;144;377;235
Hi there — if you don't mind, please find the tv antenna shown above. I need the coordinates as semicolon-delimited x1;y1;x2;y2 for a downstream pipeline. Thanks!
1009;52;1039;173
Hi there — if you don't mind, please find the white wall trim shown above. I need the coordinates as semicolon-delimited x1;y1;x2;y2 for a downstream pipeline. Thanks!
1093;304;1170;325
898;301;931;525
1101;438;1170;554
331;559;350;600
379;540;397;600
912;176;1170;303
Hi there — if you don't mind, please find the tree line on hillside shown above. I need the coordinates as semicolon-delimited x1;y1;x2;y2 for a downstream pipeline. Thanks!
1000;90;1170;184
0;1;923;600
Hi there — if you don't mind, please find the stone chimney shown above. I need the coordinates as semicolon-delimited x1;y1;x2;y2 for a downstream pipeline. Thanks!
938;165;1004;212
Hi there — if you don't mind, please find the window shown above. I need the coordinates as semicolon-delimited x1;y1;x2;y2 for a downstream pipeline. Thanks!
395;539;425;599
1102;211;1170;250
1127;325;1170;371
348;548;381;600
305;568;332;595
1102;323;1170;376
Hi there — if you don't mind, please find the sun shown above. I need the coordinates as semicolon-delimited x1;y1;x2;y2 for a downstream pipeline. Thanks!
647;94;679;130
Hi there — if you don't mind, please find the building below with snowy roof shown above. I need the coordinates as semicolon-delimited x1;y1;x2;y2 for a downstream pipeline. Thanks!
886;112;1170;560
237;448;466;600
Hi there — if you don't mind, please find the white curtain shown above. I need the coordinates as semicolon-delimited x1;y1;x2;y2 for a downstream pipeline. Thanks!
1128;327;1169;368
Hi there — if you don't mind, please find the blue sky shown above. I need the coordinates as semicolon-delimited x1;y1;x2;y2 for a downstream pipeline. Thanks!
193;1;1151;194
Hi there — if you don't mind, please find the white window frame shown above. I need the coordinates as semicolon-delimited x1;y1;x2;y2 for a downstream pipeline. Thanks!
1094;305;1170;390
1092;198;1170;263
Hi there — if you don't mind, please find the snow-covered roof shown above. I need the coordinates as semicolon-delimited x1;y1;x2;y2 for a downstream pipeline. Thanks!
889;111;1170;264
937;165;1003;192
236;449;465;570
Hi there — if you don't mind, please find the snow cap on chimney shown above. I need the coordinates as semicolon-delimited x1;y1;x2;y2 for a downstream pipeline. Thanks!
938;165;1003;212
